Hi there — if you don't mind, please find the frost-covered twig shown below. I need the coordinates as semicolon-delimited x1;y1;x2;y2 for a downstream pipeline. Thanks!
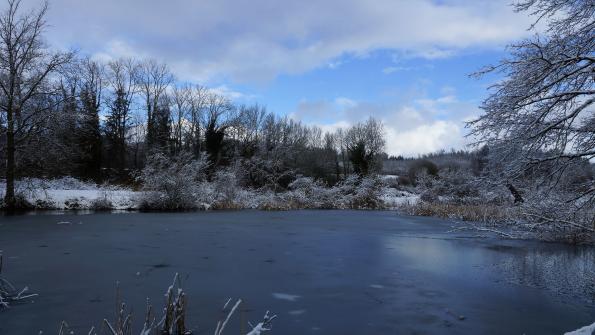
246;311;277;335
215;299;242;335
523;212;595;233
447;224;518;239
55;274;274;335
0;253;37;310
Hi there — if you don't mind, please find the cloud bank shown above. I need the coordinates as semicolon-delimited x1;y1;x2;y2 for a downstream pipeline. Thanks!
23;0;532;83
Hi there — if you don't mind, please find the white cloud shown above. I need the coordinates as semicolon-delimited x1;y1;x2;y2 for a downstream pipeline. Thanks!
208;85;255;101
385;120;466;157
24;0;534;83
382;66;412;74
289;89;478;156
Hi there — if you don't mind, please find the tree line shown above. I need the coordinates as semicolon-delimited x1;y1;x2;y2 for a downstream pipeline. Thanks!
0;0;386;208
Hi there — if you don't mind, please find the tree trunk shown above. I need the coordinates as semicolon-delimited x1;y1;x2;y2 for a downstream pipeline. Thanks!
4;108;15;209
506;183;524;204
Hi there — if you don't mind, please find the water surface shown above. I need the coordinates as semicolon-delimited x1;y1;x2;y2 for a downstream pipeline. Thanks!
0;211;593;334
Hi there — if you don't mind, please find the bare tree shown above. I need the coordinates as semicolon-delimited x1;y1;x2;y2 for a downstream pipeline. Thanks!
469;0;594;206
0;0;73;208
171;84;191;154
233;103;266;158
136;59;173;149
187;85;208;157
106;58;138;119
335;128;350;177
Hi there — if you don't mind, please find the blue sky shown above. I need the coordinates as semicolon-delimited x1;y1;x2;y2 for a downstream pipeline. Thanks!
20;0;535;156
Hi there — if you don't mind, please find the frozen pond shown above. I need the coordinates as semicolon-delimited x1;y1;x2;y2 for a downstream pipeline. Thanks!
0;211;593;334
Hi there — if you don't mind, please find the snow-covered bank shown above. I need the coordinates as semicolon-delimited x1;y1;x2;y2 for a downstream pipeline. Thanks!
0;178;138;210
0;177;418;211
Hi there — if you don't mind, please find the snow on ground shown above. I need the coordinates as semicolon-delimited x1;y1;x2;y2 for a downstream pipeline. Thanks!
381;188;419;208
0;177;138;210
0;177;419;211
564;322;595;335
35;189;138;210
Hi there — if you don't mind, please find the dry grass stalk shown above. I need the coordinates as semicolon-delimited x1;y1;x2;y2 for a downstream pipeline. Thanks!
50;273;275;334
0;253;38;310
399;202;516;224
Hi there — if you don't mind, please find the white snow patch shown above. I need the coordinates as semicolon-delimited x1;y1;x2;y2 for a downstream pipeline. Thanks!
565;322;595;335
380;188;419;208
288;309;306;316
0;177;138;210
369;284;384;289
272;293;301;302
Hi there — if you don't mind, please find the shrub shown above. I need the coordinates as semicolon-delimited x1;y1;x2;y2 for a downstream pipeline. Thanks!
397;175;413;186
348;176;386;209
64;198;84;210
335;175;386;209
90;192;113;210
287;177;328;207
136;152;209;210
34;198;56;209
210;168;245;209
408;160;439;185
239;157;296;191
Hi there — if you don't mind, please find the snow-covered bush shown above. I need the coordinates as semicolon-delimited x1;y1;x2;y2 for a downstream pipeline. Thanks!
239;157;297;191
408;160;438;186
256;176;388;210
0;177;138;210
33;198;56;209
64;198;84;210
257;177;328;209
520;190;594;243
287;177;334;208
342;175;386;209
211;167;245;209
89;190;114;210
405;165;512;207
136;152;209;210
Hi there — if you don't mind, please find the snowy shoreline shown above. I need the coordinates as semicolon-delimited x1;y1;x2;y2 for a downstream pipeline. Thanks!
0;177;419;211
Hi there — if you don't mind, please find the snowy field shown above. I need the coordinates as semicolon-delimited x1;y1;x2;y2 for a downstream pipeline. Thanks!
0;178;138;210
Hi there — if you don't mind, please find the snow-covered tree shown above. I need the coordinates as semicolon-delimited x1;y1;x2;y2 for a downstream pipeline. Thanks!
469;0;594;206
345;118;385;176
0;0;73;208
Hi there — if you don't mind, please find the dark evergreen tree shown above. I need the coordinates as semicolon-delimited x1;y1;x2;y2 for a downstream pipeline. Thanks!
348;141;371;176
104;88;130;174
78;85;102;181
205;120;226;167
151;101;172;152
